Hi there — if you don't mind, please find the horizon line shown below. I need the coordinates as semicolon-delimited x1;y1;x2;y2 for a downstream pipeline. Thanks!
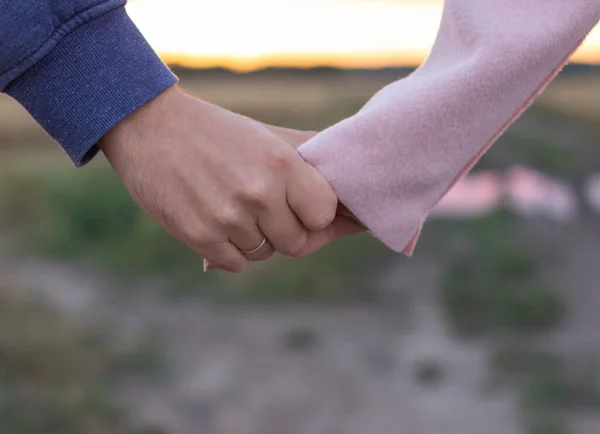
159;51;600;73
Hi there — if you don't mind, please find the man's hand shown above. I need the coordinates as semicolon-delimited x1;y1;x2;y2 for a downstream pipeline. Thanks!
99;85;339;272
201;124;366;270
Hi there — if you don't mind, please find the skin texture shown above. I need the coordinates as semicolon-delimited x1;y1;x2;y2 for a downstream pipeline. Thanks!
259;125;366;255
203;134;366;270
99;85;363;272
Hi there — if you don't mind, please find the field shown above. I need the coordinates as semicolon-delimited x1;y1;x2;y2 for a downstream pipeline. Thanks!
537;74;600;123
1;69;599;140
2;69;600;434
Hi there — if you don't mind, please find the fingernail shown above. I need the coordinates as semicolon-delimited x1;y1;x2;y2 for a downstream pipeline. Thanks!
204;259;218;271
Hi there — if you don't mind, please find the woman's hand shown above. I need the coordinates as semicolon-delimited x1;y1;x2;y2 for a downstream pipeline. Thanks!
99;85;340;272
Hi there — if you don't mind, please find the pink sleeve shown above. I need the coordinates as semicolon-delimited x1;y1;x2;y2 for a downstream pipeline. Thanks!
298;0;600;255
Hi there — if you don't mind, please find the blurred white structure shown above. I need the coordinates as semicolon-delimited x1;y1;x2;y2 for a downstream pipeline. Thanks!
431;171;503;218
432;166;578;222
504;166;577;222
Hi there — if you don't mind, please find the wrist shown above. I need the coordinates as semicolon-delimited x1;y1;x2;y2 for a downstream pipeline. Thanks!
99;84;181;164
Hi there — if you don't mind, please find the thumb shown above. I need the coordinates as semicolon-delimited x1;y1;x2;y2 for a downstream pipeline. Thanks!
292;215;366;258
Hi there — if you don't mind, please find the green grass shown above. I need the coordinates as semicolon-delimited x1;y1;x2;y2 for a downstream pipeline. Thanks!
0;284;165;434
439;213;565;336
489;343;600;434
521;370;600;411
525;414;568;434
490;343;565;383
479;131;581;179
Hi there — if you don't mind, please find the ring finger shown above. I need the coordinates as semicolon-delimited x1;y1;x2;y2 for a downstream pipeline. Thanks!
226;218;275;261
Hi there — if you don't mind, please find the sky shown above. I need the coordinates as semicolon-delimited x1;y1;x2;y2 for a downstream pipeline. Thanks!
126;0;600;70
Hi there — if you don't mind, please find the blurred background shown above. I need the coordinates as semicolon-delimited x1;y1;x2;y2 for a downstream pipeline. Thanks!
2;1;600;433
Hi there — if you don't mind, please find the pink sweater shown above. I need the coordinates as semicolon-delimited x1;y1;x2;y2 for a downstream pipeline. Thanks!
298;0;600;255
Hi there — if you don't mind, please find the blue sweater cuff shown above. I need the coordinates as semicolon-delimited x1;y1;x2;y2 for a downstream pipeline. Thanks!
5;7;178;166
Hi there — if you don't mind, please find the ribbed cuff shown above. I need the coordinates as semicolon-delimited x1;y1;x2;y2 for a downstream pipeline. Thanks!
6;6;178;166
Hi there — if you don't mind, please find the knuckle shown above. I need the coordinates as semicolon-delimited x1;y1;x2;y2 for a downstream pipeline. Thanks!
267;149;294;172
186;227;218;247
240;181;272;209
215;206;245;229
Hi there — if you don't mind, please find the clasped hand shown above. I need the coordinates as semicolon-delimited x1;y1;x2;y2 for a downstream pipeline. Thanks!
100;85;363;272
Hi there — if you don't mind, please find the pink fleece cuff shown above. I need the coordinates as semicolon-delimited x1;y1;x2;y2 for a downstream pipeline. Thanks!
299;0;600;255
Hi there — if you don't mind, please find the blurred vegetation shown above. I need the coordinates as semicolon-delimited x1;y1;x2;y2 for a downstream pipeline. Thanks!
536;75;600;126
526;415;568;434
490;343;566;385
490;343;600;434
434;210;581;433
0;284;165;434
522;365;600;412
481;132;581;180
438;212;565;336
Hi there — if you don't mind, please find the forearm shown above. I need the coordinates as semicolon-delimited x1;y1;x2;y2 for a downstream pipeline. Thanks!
1;2;177;166
299;0;600;254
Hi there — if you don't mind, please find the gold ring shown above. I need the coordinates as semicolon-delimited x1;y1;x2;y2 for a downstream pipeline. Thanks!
241;237;267;255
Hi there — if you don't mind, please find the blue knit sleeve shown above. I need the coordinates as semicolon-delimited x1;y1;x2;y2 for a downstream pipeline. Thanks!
2;4;177;166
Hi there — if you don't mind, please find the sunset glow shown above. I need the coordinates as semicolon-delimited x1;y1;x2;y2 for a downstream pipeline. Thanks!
127;0;600;71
